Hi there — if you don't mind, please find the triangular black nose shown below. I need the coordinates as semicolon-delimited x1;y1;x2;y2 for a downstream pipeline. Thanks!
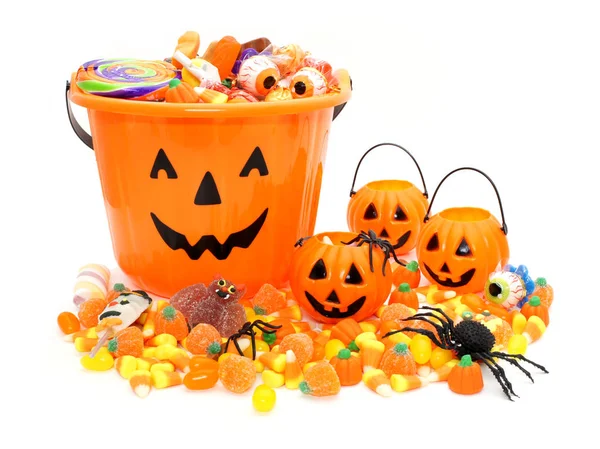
380;228;389;238
440;263;451;273
194;172;221;205
326;290;341;304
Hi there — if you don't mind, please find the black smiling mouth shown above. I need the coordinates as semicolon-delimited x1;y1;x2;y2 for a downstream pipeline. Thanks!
424;264;476;288
151;208;268;260
392;230;411;250
305;291;366;319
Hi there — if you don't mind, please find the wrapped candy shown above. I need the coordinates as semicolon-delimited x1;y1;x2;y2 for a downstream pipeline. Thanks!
265;86;293;102
290;67;328;99
266;43;307;77
237;56;280;98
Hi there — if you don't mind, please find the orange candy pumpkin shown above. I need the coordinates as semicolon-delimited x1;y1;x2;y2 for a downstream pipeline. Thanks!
347;144;429;255
389;283;419;310
330;348;362;386
289;232;393;324
155;305;189;341
165;79;201;103
448;355;484;395
416;168;509;294
520;296;549;326
330;318;363;346
532;278;554;308
392;260;421;288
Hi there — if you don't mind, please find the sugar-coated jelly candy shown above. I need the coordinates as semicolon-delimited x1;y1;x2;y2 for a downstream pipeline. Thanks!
300;361;341;397
252;384;276;412
380;343;417;377
219;354;256;393
57;312;80;335
183;368;219;390
279;333;313;367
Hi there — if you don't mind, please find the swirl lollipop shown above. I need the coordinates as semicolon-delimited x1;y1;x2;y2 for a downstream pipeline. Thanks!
76;58;180;101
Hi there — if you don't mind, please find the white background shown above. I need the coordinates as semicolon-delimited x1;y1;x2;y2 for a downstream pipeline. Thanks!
1;1;598;447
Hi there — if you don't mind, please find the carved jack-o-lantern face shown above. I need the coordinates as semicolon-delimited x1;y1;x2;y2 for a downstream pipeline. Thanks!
290;232;393;324
347;180;429;255
149;146;270;260
416;207;509;294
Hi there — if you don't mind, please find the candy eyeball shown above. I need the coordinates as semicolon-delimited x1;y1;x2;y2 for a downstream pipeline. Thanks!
290;67;328;99
484;271;526;310
237;56;280;98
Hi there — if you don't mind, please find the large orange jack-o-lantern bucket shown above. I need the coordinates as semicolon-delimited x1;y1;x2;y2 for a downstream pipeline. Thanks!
66;71;352;298
416;167;510;295
347;143;429;256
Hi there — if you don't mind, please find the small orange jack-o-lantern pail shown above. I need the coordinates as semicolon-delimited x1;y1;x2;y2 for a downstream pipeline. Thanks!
416;167;510;295
66;71;352;298
346;143;429;256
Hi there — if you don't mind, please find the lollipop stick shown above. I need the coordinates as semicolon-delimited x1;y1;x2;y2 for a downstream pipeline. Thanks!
89;331;111;358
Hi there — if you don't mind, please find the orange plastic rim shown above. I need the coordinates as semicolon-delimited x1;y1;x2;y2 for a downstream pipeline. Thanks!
69;69;352;117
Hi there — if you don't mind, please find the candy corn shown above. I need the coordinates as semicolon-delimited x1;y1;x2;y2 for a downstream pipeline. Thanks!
74;337;99;352
363;369;393;397
523;316;546;343
354;331;377;349
136;357;159;371
391;374;429;392
361;340;385;372
428;359;459;382
169;349;191;373
147;333;177;347
259;352;286;373
142;301;158;340
193;87;229;103
270;304;302;321
151;370;182;389
130;370;152;398
262;370;285;388
150;362;175;374
284;350;304;389
511;312;527;335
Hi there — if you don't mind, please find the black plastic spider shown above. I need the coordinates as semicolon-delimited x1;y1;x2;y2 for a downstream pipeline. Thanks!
382;305;549;400
224;320;282;360
341;229;405;275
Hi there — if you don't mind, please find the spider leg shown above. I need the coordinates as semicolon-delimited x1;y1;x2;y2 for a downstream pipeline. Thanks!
421;306;455;329
224;336;233;354
368;242;375;272
250;328;257;360
492;352;549;374
253;320;282;330
402;316;448;344
474;352;515;401
478;352;519;400
385;326;447;349
341;236;360;245
490;352;534;383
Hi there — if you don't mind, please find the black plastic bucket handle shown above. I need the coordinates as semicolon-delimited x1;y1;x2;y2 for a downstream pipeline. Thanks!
66;78;351;151
424;167;508;235
349;142;429;198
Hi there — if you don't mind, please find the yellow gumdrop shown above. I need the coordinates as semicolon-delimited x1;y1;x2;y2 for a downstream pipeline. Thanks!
325;339;346;360
262;369;285;388
80;347;114;371
512;312;527;335
387;331;412;347
302;362;317;374
409;334;432;365
507;334;528;355
430;347;454;370
255;340;270;353
252;384;276;412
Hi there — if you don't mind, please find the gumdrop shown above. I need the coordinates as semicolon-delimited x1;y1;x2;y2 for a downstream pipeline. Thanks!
78;297;107;328
300;361;341;397
251;284;287;315
380;303;414;326
186;323;222;356
108;326;144;358
218;354;256;393
170;283;210;328
279;333;314;367
155;306;189;341
380;343;417;377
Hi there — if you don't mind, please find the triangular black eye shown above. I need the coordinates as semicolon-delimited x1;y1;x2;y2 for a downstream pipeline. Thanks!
345;264;363;285
150;149;178;179
363;203;378;220
455;238;472;256
239;147;269;177
393;205;408;221
309;259;327;280
426;233;439;251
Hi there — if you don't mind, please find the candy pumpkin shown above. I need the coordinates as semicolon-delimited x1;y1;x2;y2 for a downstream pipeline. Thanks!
416;168;509;294
389;283;419;309
447;354;484;395
289;232;394;324
347;143;429;255
330;348;362;386
520;296;549;326
392;260;421;288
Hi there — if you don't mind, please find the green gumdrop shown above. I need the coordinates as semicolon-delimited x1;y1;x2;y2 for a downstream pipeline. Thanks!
169;78;181;88
162;306;177;321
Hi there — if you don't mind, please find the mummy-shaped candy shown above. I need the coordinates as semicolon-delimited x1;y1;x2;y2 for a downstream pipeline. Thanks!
73;264;110;308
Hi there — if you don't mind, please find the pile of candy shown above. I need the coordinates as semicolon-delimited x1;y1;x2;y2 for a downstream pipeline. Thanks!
75;32;340;104
57;262;552;411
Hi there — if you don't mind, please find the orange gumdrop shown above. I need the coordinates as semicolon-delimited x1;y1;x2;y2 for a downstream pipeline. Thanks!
57;312;80;334
380;303;414;326
380;343;417;377
268;318;296;345
108;326;144;358
78;297;107;328
251;284;287;315
300;361;341;397
279;333;314;367
186;324;222;356
155;306;189;341
218;354;256;393
403;317;437;340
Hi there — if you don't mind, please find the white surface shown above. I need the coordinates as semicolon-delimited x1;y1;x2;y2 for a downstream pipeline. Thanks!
2;1;598;447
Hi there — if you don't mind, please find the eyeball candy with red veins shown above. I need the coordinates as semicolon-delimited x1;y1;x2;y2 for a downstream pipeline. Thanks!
237;56;280;98
290;67;328;99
